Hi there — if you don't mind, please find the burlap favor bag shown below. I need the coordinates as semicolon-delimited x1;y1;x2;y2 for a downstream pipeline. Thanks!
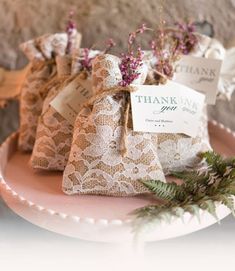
157;34;235;173
62;54;165;196
145;33;213;174
18;33;67;152
31;49;100;171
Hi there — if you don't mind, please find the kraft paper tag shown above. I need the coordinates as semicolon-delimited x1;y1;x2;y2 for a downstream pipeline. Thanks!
130;81;205;137
174;55;222;104
50;76;92;125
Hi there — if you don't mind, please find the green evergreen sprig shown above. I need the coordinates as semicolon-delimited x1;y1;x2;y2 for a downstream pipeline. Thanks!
131;151;235;233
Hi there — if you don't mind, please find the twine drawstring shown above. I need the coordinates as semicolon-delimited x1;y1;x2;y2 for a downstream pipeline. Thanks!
120;94;130;157
83;85;137;157
84;85;136;107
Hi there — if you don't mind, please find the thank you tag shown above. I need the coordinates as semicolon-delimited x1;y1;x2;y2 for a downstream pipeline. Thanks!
174;55;222;104
130;81;205;137
50;76;92;125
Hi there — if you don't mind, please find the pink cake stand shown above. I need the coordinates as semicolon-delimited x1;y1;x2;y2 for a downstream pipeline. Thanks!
0;120;234;243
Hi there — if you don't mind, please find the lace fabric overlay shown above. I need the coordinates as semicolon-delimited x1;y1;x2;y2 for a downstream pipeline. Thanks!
18;61;56;152
144;34;217;174
18;32;81;152
36;33;68;59
157;105;211;174
62;54;165;197
30;77;74;171
30;50;100;171
30;55;73;170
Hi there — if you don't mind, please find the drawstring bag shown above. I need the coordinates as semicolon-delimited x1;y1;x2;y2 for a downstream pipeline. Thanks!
62;54;165;196
146;33;229;174
18;31;82;152
18;33;66;151
31;49;100;171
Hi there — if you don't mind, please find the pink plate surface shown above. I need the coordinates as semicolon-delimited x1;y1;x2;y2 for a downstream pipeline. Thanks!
3;151;157;220
0;121;234;242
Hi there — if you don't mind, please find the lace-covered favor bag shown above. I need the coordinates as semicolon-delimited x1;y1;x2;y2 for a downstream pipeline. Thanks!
18;35;58;151
157;107;210;174
62;53;165;196
31;49;100;171
156;32;235;174
157;33;235;174
145;29;215;174
18;25;82;152
18;32;78;152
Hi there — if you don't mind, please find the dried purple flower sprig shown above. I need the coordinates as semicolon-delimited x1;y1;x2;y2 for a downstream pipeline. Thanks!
80;48;92;72
79;38;116;73
150;20;198;84
103;38;116;54
65;10;77;54
119;24;148;87
173;21;198;55
150;20;175;84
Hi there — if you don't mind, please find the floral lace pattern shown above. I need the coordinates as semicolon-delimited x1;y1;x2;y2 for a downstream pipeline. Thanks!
143;34;217;174
30;79;74;170
157;105;211;174
18;32;81;152
31;55;73;170
63;54;165;196
36;33;68;59
31;50;99;171
18;61;55;152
